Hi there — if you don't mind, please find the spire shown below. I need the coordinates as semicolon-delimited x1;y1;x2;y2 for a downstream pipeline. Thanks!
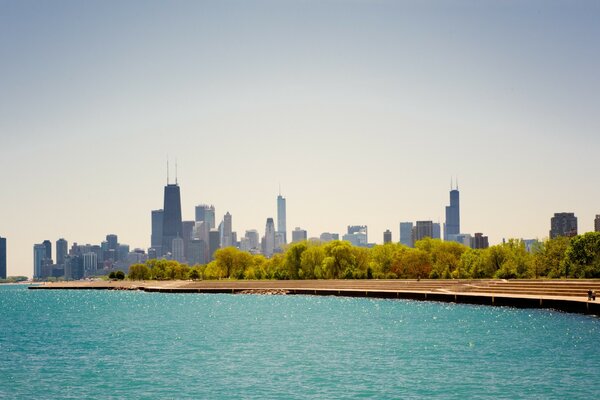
175;159;178;185
450;177;453;190
167;157;170;185
456;176;459;190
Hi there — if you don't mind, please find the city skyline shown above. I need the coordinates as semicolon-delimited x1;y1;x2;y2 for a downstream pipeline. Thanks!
1;1;599;277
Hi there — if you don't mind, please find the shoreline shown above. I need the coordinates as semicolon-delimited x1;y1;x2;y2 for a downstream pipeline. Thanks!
29;279;600;317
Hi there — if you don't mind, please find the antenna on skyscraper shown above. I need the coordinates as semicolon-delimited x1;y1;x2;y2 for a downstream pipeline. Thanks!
456;176;459;190
450;177;453;190
167;157;170;185
175;159;178;185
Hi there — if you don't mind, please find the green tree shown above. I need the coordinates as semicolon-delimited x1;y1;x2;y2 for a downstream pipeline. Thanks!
564;232;600;278
323;241;356;279
299;245;325;279
530;237;570;278
128;264;151;280
284;241;307;279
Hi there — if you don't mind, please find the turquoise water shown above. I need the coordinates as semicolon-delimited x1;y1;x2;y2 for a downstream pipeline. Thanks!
1;285;600;399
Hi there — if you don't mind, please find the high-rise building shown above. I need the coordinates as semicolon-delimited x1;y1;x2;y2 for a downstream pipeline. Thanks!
182;220;195;258
383;230;392;244
550;212;578;239
195;204;216;229
432;223;441;240
275;232;286;251
265;218;276;257
106;234;118;251
83;252;98;277
245;230;260;250
400;222;413;247
0;237;6;279
413;221;434;244
33;243;46;280
208;230;220;261
471;233;489;249
56;238;68;267
42;240;52;261
277;194;287;244
292;227;308;243
162;183;183;255
222;212;233;248
151;209;164;256
444;185;460;241
187;239;205;265
595;215;600;232
172;237;185;263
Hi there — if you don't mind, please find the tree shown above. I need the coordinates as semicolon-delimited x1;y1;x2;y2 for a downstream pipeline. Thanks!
323;241;356;279
128;264;151;280
284;241;307;279
299;245;325;279
564;232;600;278
530;237;570;278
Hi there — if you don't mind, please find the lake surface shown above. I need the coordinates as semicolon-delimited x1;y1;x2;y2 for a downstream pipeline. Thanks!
1;285;599;399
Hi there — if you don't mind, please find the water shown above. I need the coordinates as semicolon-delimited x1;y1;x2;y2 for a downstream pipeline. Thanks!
1;285;599;399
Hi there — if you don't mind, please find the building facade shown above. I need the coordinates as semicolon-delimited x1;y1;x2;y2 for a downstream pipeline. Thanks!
0;237;6;279
277;194;287;244
222;212;233;248
56;238;68;268
550;212;578;239
413;221;434;244
471;233;489;249
162;183;183;255
265;218;276;257
595;215;600;232
151;209;164;256
383;229;392;244
292;227;308;243
399;222;413;247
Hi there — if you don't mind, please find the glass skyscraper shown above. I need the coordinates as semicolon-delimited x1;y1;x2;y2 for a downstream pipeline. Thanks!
0;237;6;279
444;187;460;241
277;194;287;244
162;183;183;256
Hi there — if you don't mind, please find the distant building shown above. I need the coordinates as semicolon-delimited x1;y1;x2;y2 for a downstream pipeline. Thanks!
595;215;600;232
470;233;489;249
432;223;441;240
0;237;6;279
195;204;216;229
292;227;308;243
182;220;195;257
383;230;392;244
162;182;183;256
106;234;118;251
42;240;52;261
277;194;287;244
172;237;185;263
208;230;220;261
56;238;68;268
444;185;460;241
399;222;413;247
83;252;98;277
550;213;578;239
33;243;49;279
151;210;164;255
344;225;368;247
265;218;276;257
523;239;541;253
222;212;233;248
319;232;339;243
187;239;205;265
244;230;260;251
412;221;434;244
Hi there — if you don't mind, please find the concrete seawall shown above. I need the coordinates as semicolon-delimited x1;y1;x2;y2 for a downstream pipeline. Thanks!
29;280;600;317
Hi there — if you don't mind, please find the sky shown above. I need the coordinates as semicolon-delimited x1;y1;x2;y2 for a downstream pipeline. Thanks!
1;0;599;278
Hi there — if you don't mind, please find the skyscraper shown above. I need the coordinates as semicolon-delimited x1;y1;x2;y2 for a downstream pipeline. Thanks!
162;183;183;255
400;222;413;247
0;237;6;279
106;234;118;251
292;227;308;243
550;213;578;239
56;238;68;267
595;215;600;232
277;194;287;244
33;243;46;280
413;221;434;244
208;230;220;261
195;204;216;229
151;209;164;255
471;233;489;249
343;226;368;247
42;240;52;261
383;229;392;244
265;218;276;257
222;212;233;248
432;223;441;240
444;184;460;241
172;237;185;263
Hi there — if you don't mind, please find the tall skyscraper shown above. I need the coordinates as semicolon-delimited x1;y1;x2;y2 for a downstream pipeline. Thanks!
33;243;46;280
277;193;287;244
245;230;260;250
151;209;164;255
106;234;118;251
343;225;368;247
42;240;52;261
172;237;185;263
162;182;183;255
265;218;276;257
471;233;489;249
550;213;578;239
444;184;460;241
208;230;220;261
432;223;441;240
222;212;233;248
383;229;392;244
0;237;6;279
56;238;68;267
400;222;413;247
595;215;600;232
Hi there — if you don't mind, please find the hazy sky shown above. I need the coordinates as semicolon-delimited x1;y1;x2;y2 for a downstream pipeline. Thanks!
1;0;599;277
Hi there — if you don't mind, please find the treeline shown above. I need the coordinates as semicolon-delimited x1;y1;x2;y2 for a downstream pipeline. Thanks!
127;232;600;281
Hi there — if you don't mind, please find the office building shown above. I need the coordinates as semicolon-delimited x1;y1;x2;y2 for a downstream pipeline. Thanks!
195;204;216;229
151;209;164;256
471;233;489;249
595;215;600;232
245;230;260;250
33;243;47;279
275;232;286;251
399;222;413;247
83;252;98;277
383;230;392;244
277;194;287;244
106;234;118;251
42;240;52;261
549;213;578;239
343;225;368;247
172;237;185;263
444;185;460;241
0;237;6;279
162;182;183;255
265;218;276;257
188;239;205;265
182;220;195;258
56;238;68;267
413;221;434;244
432;223;441;240
208;230;220;261
292;227;308;243
222;212;233;248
